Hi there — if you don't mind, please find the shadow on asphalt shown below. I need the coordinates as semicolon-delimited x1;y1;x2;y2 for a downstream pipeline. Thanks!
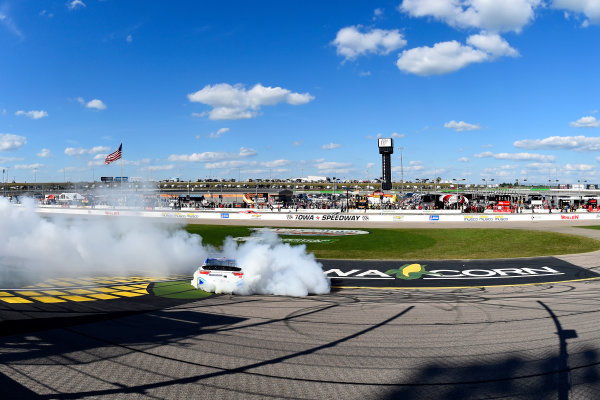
2;299;600;398
381;348;600;399
0;295;198;337
0;308;247;399
383;302;600;400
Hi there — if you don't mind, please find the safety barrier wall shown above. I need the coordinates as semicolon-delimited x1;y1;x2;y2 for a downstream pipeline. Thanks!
33;206;600;223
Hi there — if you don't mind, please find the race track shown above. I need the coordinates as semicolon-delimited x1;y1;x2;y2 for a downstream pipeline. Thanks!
1;220;600;398
2;283;600;399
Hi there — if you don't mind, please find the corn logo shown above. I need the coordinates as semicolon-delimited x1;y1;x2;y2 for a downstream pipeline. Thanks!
385;264;440;280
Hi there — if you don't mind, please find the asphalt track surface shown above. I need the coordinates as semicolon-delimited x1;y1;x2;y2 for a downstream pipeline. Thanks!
2;219;600;399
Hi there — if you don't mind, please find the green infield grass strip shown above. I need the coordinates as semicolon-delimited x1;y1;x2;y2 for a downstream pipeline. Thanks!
579;225;600;230
152;280;212;299
185;225;600;260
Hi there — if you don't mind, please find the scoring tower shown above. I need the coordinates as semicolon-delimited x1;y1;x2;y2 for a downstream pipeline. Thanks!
378;138;394;191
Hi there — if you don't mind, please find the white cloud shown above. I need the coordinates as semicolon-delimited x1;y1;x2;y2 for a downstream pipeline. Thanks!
316;161;353;174
188;83;314;120
482;144;494;148
475;151;556;162
322;142;341;150
168;147;257;162
570;116;600;128
293;140;303;146
373;8;384;20
15;110;49;119
514;135;600;151
466;32;520;57
553;0;600;25
444;120;481;132
0;8;23;38
87;159;106;167
483;164;517;177
399;0;541;33
68;0;86;10
59;166;88;173
458;157;470;162
40;10;54;18
209;128;230;139
77;97;107;110
0;156;24;163
394;160;426;173
397;40;487;76
367;132;406;140
0;133;27;151
64;146;110;156
139;164;175;172
525;162;556;170
565;163;595;171
261;159;291;168
397;33;518;76
126;34;133;43
332;25;407;61
37;148;51;158
205;159;291;170
204;160;250;169
86;99;107;110
14;163;43;170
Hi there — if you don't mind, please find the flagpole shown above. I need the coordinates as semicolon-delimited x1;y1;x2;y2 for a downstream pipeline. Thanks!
120;144;123;202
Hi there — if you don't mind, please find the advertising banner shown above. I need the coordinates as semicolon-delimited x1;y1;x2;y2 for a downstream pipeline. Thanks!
321;258;600;288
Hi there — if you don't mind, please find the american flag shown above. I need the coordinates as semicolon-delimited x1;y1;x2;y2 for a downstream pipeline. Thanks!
104;143;122;165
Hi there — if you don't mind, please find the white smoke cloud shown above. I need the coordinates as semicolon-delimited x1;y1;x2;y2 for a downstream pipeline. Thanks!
0;198;329;296
218;230;330;296
0;197;207;286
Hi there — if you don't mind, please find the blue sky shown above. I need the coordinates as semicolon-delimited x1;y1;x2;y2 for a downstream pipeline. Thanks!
1;0;600;185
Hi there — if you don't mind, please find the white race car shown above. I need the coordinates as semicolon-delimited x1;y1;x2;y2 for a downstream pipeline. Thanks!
191;257;244;293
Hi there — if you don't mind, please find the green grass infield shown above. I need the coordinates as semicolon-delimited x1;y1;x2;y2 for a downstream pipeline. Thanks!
579;225;600;231
185;225;600;260
151;280;213;299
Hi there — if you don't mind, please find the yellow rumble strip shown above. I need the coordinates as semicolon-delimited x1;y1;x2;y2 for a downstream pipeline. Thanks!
0;277;156;303
1;297;33;304
33;296;67;303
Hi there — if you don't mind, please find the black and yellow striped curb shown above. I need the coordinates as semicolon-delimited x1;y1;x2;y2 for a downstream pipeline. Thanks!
0;275;188;304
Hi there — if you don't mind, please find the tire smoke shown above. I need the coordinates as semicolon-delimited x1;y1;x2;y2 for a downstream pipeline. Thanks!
1;198;330;296
221;229;330;296
0;197;207;287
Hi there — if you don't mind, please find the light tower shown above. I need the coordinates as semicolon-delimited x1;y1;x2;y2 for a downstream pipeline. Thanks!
378;138;394;191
